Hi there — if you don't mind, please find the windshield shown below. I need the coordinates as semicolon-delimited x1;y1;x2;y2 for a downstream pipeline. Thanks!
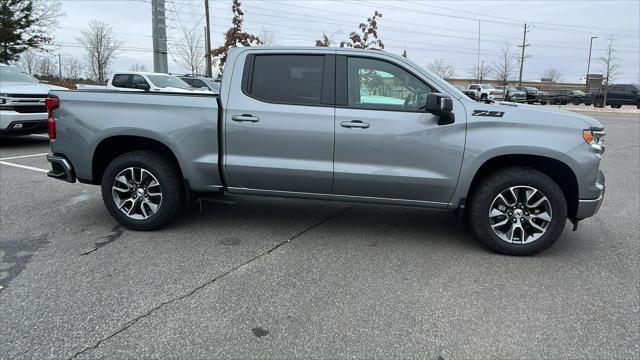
146;75;191;89
483;84;496;89
572;90;585;95
508;87;520;91
0;66;40;83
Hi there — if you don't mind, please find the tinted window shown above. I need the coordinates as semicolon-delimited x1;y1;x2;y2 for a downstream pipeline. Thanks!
610;85;624;92
346;57;433;112
469;85;478;90
249;55;324;105
191;79;206;88
181;78;194;86
132;75;147;87
112;74;132;88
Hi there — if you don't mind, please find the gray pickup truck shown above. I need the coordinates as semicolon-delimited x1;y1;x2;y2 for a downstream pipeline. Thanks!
45;47;605;255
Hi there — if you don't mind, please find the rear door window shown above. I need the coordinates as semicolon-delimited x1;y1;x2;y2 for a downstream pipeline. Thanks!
248;55;325;105
112;74;132;88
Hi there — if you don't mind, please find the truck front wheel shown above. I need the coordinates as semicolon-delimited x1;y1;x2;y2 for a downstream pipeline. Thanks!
101;150;184;230
468;168;567;256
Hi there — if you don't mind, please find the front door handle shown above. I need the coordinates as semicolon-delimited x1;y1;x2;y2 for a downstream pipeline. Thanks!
340;120;370;129
231;114;260;123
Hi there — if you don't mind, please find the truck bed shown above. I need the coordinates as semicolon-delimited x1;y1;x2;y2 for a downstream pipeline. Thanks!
48;90;223;192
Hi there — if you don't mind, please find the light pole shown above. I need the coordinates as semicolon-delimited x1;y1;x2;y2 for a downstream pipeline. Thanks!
585;36;597;92
480;60;486;82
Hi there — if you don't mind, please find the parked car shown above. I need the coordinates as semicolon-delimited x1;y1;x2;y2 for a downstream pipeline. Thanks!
549;89;587;105
505;87;527;102
467;84;495;101
179;75;221;94
76;72;212;94
591;84;640;108
45;47;606;256
0;64;67;135
454;85;477;100
516;86;550;105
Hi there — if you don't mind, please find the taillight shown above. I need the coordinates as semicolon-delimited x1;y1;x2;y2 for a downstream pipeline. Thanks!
44;97;59;139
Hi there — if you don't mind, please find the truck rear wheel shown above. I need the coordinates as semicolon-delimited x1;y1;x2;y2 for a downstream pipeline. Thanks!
468;168;567;256
101;151;184;230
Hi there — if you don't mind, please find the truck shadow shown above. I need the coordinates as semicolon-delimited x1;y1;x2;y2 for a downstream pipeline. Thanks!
172;196;486;253
0;135;50;148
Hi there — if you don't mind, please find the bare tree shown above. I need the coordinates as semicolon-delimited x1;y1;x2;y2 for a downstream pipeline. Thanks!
37;56;55;76
469;64;490;82
129;63;148;72
62;55;82;80
260;28;277;46
315;33;331;47
77;20;123;83
18;50;40;74
598;37;620;105
427;58;456;80
210;0;262;72
491;44;518;86
542;68;563;82
340;11;384;50
173;26;204;75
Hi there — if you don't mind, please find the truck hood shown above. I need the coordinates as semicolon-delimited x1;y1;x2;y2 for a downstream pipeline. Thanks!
0;82;67;95
478;101;603;129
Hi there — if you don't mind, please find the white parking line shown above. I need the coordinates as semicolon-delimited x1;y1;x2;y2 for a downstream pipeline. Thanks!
0;161;48;173
0;153;48;161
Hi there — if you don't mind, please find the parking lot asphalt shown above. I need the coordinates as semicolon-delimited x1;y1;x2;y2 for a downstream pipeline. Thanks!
1;114;638;359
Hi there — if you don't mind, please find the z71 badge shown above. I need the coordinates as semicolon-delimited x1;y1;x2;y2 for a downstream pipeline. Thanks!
472;110;505;117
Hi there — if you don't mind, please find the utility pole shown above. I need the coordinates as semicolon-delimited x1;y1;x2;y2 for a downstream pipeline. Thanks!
517;22;530;87
476;20;481;83
151;0;168;73
585;36;597;92
58;53;62;79
204;0;212;77
480;60;486;82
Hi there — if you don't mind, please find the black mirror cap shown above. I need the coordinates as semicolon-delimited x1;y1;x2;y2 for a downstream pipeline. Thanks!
136;83;151;91
425;93;455;125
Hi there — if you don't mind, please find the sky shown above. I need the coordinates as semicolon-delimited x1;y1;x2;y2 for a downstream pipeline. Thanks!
49;0;640;83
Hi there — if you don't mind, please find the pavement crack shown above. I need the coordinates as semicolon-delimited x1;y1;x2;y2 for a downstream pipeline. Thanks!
68;205;353;359
80;224;123;256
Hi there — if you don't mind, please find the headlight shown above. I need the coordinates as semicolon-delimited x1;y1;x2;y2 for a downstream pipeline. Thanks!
583;128;606;152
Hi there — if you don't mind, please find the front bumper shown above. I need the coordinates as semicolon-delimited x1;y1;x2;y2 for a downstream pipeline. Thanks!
575;170;605;220
47;153;76;183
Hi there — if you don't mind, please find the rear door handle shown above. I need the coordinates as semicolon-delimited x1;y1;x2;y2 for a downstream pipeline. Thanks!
340;120;370;129
231;114;260;122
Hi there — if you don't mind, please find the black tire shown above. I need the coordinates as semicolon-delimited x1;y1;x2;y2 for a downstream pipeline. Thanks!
480;94;487;101
560;101;567;105
540;101;548;105
101;150;184;231
572;98;582;106
584;100;592;106
594;98;604;108
611;104;622;109
468;167;567;256
527;100;535;104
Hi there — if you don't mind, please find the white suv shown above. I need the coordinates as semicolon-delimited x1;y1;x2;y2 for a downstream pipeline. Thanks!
0;64;66;135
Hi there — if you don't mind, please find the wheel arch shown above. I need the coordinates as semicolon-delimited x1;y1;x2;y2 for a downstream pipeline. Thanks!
92;135;184;185
462;154;580;219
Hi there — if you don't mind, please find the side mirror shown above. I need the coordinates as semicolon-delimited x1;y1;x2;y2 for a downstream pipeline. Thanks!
425;93;455;125
135;82;151;91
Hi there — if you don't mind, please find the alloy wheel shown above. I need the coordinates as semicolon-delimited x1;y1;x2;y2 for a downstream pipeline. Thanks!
111;167;163;220
488;185;553;244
